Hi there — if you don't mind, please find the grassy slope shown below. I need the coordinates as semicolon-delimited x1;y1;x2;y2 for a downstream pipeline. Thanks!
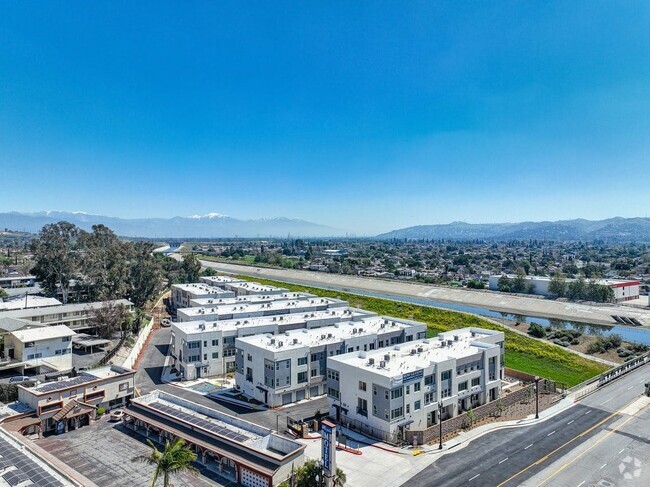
235;275;609;387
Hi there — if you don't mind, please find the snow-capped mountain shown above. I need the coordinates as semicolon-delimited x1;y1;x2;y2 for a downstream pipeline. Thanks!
0;211;341;238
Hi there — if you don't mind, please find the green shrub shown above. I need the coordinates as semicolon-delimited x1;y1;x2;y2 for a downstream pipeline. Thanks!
96;407;106;416
528;323;546;339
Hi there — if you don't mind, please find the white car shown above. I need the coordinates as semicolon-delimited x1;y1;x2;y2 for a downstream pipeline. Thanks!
109;409;125;422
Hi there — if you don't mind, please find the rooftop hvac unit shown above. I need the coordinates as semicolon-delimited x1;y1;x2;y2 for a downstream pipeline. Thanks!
358;328;363;333
285;331;290;336
212;323;217;328
384;354;391;361
293;339;298;344
379;360;386;368
380;323;385;328
321;334;326;339
454;335;459;341
417;346;424;353
328;333;333;338
353;328;357;334
447;340;454;347
270;338;275;344
410;349;417;355
278;341;284;347
368;358;375;365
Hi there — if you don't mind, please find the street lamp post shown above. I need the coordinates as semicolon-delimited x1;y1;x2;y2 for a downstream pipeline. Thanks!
438;402;444;450
534;376;540;419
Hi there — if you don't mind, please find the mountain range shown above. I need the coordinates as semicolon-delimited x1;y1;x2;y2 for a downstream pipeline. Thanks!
377;217;650;242
0;211;339;238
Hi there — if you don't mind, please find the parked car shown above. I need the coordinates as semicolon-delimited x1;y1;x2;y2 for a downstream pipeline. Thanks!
109;409;124;422
8;376;32;384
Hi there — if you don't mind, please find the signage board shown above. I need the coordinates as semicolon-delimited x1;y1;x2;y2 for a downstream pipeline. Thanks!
322;423;332;472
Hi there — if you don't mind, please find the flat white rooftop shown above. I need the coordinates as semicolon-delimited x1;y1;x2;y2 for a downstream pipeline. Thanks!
200;276;245;284
10;324;75;342
26;365;134;394
237;316;420;352
0;299;133;320
173;307;372;334
189;292;314;307
178;296;345;319
172;283;233;295
329;328;502;378
227;282;289;293
0;296;62;311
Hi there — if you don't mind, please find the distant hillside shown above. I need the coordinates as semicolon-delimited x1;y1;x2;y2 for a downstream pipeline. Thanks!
377;217;650;242
0;211;341;238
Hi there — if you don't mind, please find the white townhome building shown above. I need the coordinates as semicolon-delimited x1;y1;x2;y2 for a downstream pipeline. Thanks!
170;308;374;380
325;327;505;444
200;277;289;296
2;325;75;374
189;292;314;308
171;283;235;309
176;296;348;323
234;316;428;407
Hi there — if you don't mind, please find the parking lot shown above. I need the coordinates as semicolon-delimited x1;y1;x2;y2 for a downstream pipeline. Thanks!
37;416;234;487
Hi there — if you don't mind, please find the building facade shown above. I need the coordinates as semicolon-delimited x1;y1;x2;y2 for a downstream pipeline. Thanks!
171;283;235;309
3;324;75;374
124;390;305;487
170;307;374;380
17;365;136;435
325;327;505;444
235;316;428;407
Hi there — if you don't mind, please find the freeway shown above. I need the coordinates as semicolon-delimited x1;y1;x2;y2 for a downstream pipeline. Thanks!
403;366;650;486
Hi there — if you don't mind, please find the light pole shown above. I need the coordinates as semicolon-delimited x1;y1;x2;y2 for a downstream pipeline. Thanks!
438;402;444;450
534;376;540;419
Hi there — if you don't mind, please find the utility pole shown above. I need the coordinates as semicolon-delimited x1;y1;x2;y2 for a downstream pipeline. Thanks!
534;376;540;419
438;402;444;450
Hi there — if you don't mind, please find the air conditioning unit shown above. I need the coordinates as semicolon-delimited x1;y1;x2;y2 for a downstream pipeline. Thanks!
379;360;386;368
410;349;417;355
368;358;375;365
384;354;391;361
417;347;424;353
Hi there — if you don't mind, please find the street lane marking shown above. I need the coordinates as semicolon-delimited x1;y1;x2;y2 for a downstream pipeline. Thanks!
497;396;641;487
618;448;625;454
577;482;585;487
547;431;556;437
499;458;509;464
567;420;574;425
469;474;480;481
600;463;607;469
601;398;611;405
627;386;634;390
524;444;534;450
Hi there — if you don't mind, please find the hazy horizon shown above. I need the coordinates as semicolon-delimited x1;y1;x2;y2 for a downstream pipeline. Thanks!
1;2;648;234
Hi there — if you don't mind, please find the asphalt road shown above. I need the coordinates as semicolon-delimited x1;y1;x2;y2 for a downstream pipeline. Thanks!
403;366;650;486
134;326;328;433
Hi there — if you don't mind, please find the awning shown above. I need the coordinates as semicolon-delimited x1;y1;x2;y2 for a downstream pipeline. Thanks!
397;419;414;428
52;400;95;422
2;415;41;432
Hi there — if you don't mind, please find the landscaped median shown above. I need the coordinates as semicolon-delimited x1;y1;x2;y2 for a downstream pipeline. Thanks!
234;275;609;387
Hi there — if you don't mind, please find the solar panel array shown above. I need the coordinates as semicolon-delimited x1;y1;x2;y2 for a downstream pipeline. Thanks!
150;402;251;443
0;435;65;486
34;375;94;393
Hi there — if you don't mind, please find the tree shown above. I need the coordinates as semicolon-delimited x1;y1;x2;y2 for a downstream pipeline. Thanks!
80;225;130;301
511;269;528;293
181;254;201;283
131;438;198;487
528;323;546;339
548;275;567;298
88;301;130;339
30;221;81;304
497;275;513;292
128;242;163;308
280;459;346;487
0;288;7;300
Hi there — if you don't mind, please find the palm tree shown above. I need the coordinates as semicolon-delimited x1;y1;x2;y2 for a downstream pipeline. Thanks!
131;438;198;487
334;467;347;486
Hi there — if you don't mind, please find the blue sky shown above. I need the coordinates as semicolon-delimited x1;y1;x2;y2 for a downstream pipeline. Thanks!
1;1;649;235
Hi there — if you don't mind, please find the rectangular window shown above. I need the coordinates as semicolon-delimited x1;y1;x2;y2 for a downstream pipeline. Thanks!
358;381;367;392
425;374;434;386
62;336;71;342
441;388;451;398
458;381;468;392
357;398;368;417
119;382;129;392
424;392;435;405
311;368;317;377
414;400;421;411
188;355;200;362
327;369;340;381
275;378;280;387
441;370;451;381
327;387;340;399
414;382;421;392
471;377;480;387
203;341;207;347
85;390;105;402
203;354;207;360
406;385;410;395
188;341;200;349
212;352;219;359
373;385;377;396
247;353;252;361
297;371;308;383
390;407;403;420
406;404;410;414
211;339;219;346
391;388;403;400
297;357;308;366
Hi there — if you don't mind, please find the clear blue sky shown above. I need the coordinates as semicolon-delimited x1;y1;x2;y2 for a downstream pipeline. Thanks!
1;1;648;235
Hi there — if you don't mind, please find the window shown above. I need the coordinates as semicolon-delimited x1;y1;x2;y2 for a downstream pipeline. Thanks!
369;343;375;350
406;335;413;342
62;336;71;342
347;347;353;353
441;370;451;381
297;357;308;366
414;382;421;392
390;407;403;420
212;352;219;359
406;385;410;395
223;349;236;357
275;378;280;387
203;354;207;360
70;389;78;397
373;405;377;415
327;369;339;381
297;371;308;383
188;355;200;362
424;392;435;405
414;400;421;411
385;391;389;400
391;388;403;400
441;388;451;398
357;398;368;417
373;385;377;396
458;381;468;392
119;382;129;392
327;387;340;399
55;349;62;355
425;374;435;386
203;341;207;347
246;367;253;382
471;377;480;387
311;353;319;362
85;390;105;402
406;404;410;414
247;354;252;361
211;339;219;346
358;381;367;392
311;368;317;377
188;341;200;349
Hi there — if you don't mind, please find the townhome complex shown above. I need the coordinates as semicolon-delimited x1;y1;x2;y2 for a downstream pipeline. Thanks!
200;276;289;296
234;316;427;406
176;296;347;322
171;283;235;309
325;327;505;443
189;292;313;308
171;307;373;379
